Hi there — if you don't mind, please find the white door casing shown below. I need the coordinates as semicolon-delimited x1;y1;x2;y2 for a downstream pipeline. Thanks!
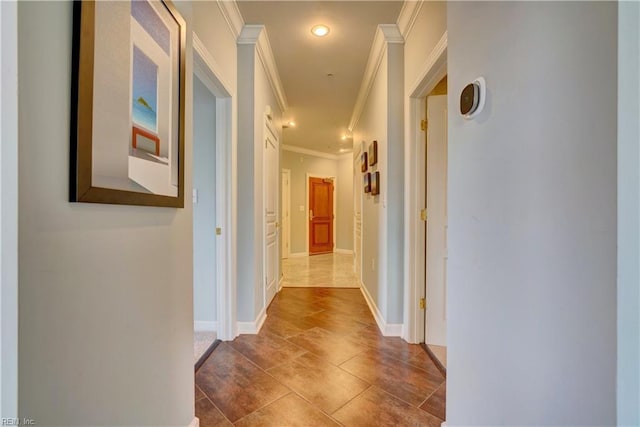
264;110;279;307
281;169;290;259
353;143;363;279
425;94;448;346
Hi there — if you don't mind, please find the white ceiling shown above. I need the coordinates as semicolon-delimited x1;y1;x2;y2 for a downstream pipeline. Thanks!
236;1;403;155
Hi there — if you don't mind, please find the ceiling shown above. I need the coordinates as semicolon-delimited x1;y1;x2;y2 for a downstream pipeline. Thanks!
236;1;403;155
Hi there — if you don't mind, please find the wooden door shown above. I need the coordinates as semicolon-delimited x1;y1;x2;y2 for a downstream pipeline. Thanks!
309;177;334;255
264;115;279;306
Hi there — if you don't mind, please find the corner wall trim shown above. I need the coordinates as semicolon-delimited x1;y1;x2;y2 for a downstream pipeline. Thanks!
236;308;267;334
282;144;339;161
349;24;404;131
360;283;403;337
188;417;200;427
396;0;424;39
238;25;288;112
216;0;244;39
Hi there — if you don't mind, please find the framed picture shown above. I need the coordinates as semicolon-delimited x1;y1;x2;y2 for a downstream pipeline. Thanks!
369;140;378;166
70;0;186;207
364;173;371;193
371;171;380;195
361;152;368;173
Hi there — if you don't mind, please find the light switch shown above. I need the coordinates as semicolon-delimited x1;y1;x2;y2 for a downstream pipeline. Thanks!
192;189;198;204
299;205;304;212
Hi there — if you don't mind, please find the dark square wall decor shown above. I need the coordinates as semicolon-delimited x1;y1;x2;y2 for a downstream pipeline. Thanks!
361;152;368;173
70;0;186;207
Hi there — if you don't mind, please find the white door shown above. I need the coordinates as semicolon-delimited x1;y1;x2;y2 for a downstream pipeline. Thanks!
264;112;279;306
425;95;448;346
281;169;290;259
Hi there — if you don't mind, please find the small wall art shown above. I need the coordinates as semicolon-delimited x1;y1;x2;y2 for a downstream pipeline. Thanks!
371;171;380;195
70;0;186;207
364;172;371;193
369;140;378;166
361;152;368;173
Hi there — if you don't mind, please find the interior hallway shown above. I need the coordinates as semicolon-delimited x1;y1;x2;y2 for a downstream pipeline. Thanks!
281;253;359;288
195;287;446;426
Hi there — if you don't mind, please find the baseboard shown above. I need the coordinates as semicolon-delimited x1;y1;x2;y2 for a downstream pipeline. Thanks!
194;321;217;332
420;342;447;377
289;252;308;258
278;276;284;291
359;283;403;337
188;416;199;427
195;339;221;373
335;248;354;255
236;307;267;334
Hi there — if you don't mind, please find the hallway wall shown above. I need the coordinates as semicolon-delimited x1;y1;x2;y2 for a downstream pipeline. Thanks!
447;2;617;424
17;2;197;425
281;150;353;255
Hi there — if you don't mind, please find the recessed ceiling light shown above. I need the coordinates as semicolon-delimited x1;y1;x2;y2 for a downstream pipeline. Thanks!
288;121;296;127
311;25;330;37
341;135;347;140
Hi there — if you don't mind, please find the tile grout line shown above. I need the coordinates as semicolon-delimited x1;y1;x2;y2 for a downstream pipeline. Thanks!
329;384;374;417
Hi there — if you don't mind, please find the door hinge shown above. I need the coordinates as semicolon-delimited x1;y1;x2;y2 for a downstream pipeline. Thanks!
216;227;222;235
421;119;427;131
420;209;427;221
419;297;426;309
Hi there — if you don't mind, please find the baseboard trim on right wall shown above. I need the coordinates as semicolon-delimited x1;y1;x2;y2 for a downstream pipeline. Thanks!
360;282;403;337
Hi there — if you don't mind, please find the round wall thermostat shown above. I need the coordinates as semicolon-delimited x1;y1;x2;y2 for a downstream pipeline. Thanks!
460;77;486;119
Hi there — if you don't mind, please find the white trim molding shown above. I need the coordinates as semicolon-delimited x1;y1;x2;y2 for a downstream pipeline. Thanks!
282;144;339;161
335;249;354;255
188;417;200;427
216;0;244;39
238;25;288;113
193;34;232;98
289;252;309;258
349;24;404;131
397;0;424;39
403;32;447;344
236;308;267;334
360;284;403;337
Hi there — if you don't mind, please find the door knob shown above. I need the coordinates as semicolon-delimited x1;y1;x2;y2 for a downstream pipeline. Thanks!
310;210;314;221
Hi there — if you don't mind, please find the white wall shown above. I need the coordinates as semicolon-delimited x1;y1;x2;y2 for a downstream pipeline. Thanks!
336;154;354;252
447;2;617;424
281;150;345;254
18;2;195;425
0;0;18;418
353;48;387;313
618;2;640;424
237;29;283;322
193;75;217;325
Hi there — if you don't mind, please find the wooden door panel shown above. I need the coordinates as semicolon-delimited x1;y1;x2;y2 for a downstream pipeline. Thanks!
309;177;333;254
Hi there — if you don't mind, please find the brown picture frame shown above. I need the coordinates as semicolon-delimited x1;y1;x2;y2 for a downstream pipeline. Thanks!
369;140;378;166
70;0;186;207
361;152;368;173
364;172;371;193
371;171;380;195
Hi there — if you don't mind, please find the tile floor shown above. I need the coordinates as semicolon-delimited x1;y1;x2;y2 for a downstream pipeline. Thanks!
281;253;359;288
195;286;446;426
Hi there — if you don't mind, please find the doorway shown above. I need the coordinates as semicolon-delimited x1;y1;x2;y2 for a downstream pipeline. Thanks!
192;74;218;363
263;110;280;307
424;76;448;368
192;34;235;354
307;176;336;255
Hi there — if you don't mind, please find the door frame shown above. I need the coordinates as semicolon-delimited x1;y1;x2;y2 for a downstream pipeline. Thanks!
263;109;280;307
193;34;236;341
305;173;337;255
403;32;447;344
281;169;291;259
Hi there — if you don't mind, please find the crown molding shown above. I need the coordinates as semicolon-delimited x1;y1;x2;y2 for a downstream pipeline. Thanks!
238;25;288;113
397;0;424;39
348;24;404;131
216;0;244;38
282;144;340;161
